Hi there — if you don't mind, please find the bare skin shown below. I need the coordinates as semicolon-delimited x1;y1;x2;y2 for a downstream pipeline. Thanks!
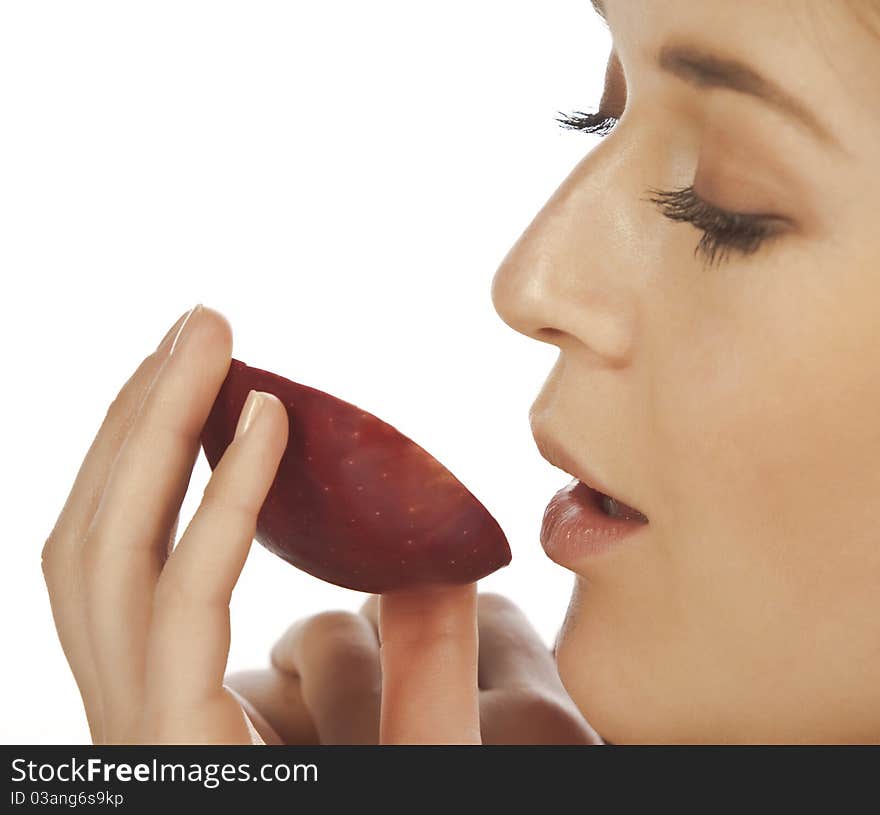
45;0;880;745
42;305;598;744
491;0;880;743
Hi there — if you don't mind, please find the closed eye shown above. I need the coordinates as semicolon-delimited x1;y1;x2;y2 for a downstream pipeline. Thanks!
555;109;791;269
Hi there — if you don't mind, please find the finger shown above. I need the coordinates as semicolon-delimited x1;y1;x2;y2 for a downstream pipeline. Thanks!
83;304;233;739
359;594;379;631
475;594;601;744
223;683;285;746
45;306;194;551
41;305;195;742
478;686;602;744
146;391;288;712
551;627;560;658
224;669;319;745
270;610;381;744
476;593;564;692
379;582;480;744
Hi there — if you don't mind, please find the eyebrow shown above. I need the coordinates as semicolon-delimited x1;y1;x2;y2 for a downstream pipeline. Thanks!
589;0;843;153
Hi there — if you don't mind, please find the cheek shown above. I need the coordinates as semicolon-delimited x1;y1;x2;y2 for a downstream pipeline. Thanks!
654;245;880;608
556;248;880;744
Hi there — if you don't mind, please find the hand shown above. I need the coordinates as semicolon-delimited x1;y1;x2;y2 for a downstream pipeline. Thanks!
227;591;603;744
41;305;290;744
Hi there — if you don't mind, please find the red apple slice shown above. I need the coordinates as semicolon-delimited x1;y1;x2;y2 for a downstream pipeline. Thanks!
200;358;512;593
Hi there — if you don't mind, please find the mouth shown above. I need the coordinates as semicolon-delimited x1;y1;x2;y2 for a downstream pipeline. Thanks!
532;430;649;523
533;431;650;566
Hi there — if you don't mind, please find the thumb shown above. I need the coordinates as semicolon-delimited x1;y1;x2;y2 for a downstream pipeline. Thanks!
378;582;480;744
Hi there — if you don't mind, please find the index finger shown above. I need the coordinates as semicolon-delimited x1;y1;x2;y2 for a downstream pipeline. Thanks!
83;305;233;736
41;305;196;742
378;582;480;745
44;306;195;554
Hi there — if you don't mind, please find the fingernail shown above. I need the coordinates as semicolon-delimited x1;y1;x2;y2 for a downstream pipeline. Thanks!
156;304;202;356
235;390;265;440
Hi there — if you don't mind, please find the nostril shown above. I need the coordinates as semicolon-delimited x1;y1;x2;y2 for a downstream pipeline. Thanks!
537;327;566;342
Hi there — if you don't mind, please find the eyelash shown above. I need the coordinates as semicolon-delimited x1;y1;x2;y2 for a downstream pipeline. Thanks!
556;110;788;269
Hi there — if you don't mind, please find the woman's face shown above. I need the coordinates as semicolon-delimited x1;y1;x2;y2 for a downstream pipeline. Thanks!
491;0;880;743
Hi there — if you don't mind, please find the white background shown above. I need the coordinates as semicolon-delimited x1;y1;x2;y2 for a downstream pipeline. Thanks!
0;1;610;743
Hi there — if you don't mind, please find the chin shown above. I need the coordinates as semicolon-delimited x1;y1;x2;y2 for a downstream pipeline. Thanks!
553;601;650;744
555;632;648;745
553;587;710;745
554;598;880;745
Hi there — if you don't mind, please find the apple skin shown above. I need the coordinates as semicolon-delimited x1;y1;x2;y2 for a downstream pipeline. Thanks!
200;358;512;593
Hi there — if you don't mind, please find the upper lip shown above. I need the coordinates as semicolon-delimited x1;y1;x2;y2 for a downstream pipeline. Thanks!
531;427;647;518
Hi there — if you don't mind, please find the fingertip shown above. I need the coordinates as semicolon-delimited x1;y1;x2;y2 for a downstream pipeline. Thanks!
259;390;286;418
177;306;233;388
198;306;234;356
237;391;289;450
261;391;290;449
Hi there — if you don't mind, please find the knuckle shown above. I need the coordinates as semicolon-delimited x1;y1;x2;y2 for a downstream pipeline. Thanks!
380;620;459;653
479;591;515;609
328;640;378;676
359;594;379;616
497;687;585;734
495;687;560;721
301;611;376;666
40;536;58;581
478;592;520;617
507;687;559;713
304;609;366;641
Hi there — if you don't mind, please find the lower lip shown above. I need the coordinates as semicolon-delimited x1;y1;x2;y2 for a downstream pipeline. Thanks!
540;478;649;566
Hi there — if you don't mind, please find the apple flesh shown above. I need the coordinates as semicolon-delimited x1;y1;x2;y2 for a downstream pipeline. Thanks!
200;358;512;593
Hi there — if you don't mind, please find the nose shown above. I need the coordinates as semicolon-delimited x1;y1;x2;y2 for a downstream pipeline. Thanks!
490;143;642;368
